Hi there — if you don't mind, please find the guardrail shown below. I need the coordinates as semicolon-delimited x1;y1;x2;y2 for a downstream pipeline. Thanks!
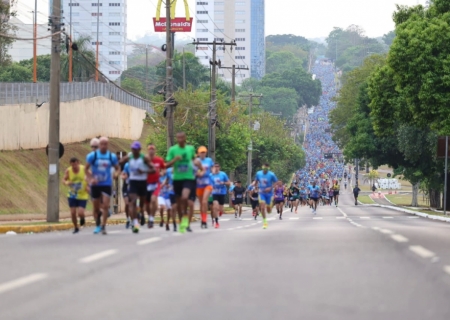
0;82;153;113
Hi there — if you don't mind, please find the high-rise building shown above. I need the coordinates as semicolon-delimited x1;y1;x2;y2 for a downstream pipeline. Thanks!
50;0;127;81
194;0;265;85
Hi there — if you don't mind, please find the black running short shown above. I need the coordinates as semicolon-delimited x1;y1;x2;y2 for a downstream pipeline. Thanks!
274;199;284;205
129;180;147;197
213;194;226;205
234;198;243;205
310;197;319;202
251;200;259;209
334;191;340;196
173;179;196;198
91;186;112;199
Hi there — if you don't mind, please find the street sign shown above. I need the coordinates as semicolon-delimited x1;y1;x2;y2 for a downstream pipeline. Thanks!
46;143;64;159
153;0;192;32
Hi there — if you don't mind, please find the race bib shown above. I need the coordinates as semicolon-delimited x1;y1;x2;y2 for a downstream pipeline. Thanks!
95;173;108;182
177;164;188;172
147;183;158;191
236;194;242;199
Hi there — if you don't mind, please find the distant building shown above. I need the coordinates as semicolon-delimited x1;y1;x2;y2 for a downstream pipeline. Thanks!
8;17;51;62
194;0;265;84
49;0;128;81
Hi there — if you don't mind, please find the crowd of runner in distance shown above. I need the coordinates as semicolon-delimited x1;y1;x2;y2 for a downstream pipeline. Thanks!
63;132;296;235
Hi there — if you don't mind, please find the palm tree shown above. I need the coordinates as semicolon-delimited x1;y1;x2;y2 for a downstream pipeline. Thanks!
60;34;96;82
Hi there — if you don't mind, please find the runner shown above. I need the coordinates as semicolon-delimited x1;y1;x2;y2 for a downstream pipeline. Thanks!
300;185;308;207
232;181;246;219
283;185;290;208
344;180;348;190
353;184;361;205
158;168;174;231
165;132;199;234
121;162;131;228
195;146;214;228
146;143;166;228
289;182;300;213
88;138;101;227
332;180;340;207
255;163;278;229
63;157;88;234
165;167;177;231
308;180;321;214
247;181;260;219
119;141;155;233
274;181;285;220
328;187;334;206
210;163;231;228
229;181;236;217
85;137;120;235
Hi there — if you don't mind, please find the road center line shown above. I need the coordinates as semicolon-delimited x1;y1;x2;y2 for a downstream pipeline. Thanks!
0;273;48;295
79;249;118;263
137;237;161;246
221;219;230;221
289;217;299;220
379;229;393;234
360;217;371;219
383;217;393;219
313;217;323;220
409;246;435;258
391;234;409;243
408;217;419;219
444;266;450;275
336;217;346;219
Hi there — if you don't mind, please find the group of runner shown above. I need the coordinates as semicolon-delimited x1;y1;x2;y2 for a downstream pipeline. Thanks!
63;132;286;234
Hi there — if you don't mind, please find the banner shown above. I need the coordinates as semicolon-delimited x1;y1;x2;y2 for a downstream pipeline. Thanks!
153;0;192;32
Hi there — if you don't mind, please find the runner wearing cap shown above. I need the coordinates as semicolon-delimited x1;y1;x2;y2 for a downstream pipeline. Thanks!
145;143;166;228
119;141;155;233
196;146;214;228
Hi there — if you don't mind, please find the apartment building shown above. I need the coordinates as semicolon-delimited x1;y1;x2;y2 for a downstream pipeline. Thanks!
195;0;265;84
50;0;127;81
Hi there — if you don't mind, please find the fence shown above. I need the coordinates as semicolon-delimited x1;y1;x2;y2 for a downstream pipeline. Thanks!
0;82;153;114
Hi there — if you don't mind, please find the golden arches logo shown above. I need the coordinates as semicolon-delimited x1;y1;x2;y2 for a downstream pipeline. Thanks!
155;0;190;21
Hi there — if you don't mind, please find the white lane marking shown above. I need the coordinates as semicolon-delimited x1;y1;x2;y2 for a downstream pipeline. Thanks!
172;232;183;236
360;217;370;219
409;246;435;259
236;226;243;229
137;237;162;246
108;230;124;234
372;227;380;231
226;228;234;230
289;217;299;220
257;221;262;224
0;273;48;295
244;225;251;228
379;229;393;234
79;249;118;263
337;207;347;217
313;217;323;220
336;217;346;219
267;217;276;221
391;234;409;243
243;218;252;221
383;217;393;219
221;219;230;221
444;266;450;275
408;217;419;219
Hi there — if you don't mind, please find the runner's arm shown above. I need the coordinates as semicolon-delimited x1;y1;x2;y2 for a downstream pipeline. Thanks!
165;155;182;168
119;154;129;165
63;169;71;186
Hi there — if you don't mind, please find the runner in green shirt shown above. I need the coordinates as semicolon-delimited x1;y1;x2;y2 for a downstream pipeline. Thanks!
165;132;202;233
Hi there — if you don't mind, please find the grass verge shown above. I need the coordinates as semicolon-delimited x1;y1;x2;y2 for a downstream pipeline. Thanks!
358;195;375;204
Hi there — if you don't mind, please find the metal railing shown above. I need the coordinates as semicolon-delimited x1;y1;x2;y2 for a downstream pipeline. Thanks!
0;82;153;114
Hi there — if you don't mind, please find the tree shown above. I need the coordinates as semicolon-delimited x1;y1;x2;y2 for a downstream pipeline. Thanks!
265;51;304;74
0;0;17;66
0;63;32;82
382;31;396;46
259;86;298;119
60;35;96;82
18;55;52;81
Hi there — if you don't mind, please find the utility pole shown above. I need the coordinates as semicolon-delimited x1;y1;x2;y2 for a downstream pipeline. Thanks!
32;0;37;83
165;0;174;148
68;0;72;82
192;40;236;161
145;45;149;92
219;65;248;103
95;0;100;82
47;0;62;222
182;47;186;90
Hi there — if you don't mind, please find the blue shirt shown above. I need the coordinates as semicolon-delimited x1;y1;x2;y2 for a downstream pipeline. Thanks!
166;168;175;195
86;151;118;187
123;163;130;184
308;185;321;198
255;170;278;194
196;157;214;188
210;171;229;195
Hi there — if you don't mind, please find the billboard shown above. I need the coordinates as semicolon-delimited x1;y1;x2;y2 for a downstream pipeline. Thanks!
153;0;192;32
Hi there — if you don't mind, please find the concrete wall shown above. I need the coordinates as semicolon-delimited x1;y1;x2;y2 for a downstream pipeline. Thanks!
0;96;146;150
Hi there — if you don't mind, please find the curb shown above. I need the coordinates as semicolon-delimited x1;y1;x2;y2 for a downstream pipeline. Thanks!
359;203;450;223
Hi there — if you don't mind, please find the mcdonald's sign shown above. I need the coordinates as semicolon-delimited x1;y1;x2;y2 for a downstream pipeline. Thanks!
153;0;193;32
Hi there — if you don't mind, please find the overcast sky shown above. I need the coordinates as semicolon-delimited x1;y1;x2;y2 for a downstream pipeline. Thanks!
18;0;426;40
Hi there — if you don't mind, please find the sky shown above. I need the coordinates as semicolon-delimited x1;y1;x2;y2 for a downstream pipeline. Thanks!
17;0;426;41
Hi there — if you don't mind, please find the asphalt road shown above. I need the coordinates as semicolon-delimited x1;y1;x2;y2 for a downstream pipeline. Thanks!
1;190;450;320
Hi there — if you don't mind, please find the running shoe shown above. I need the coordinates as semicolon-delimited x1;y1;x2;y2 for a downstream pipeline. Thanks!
201;221;207;229
159;220;164;228
179;216;189;233
214;222;220;229
173;223;177;232
166;224;170;231
148;220;154;229
140;214;145;226
235;212;237;218
101;227;107;235
291;207;293;212
263;222;268;229
186;226;193;232
80;217;85;227
132;225;140;233
73;228;79;234
93;226;101;234
279;216;282;220
126;220;130;229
